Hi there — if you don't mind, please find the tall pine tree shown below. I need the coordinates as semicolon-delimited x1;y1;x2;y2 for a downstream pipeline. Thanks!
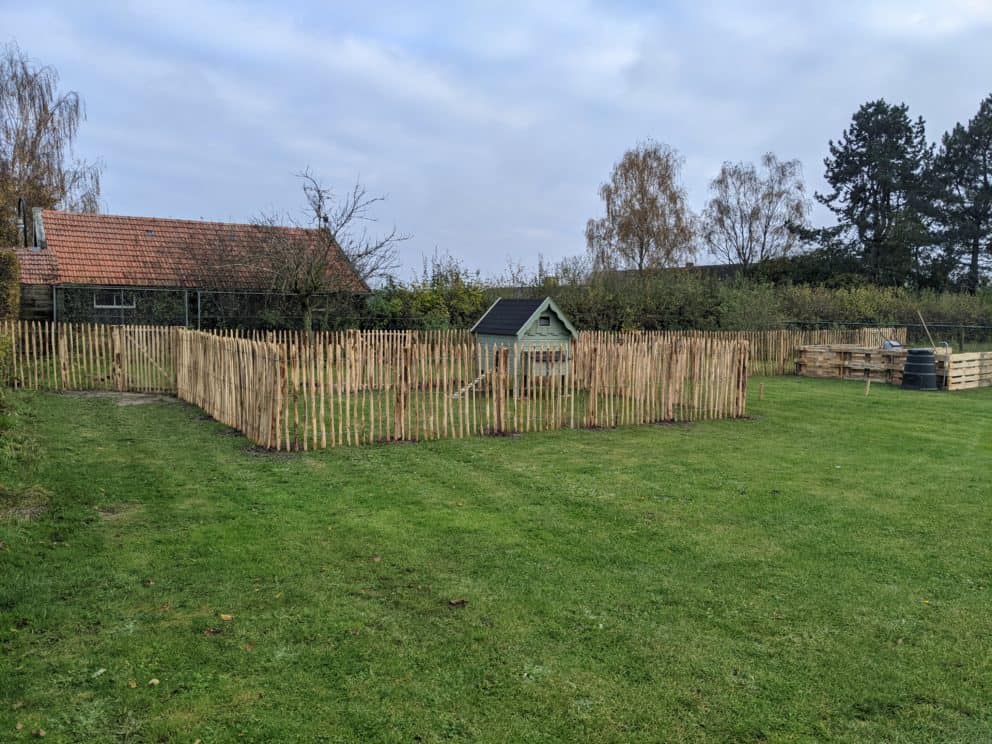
817;100;931;286
930;94;992;292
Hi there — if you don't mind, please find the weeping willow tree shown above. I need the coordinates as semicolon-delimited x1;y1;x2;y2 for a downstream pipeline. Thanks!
0;41;101;245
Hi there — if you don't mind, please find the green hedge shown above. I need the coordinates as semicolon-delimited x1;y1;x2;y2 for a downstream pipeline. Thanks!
522;275;992;332
0;251;19;321
355;272;992;333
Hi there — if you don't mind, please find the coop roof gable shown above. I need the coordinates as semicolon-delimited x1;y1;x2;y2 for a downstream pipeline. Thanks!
470;297;577;339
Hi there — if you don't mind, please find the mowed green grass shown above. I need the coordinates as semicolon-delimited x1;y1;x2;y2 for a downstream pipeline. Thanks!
1;379;991;743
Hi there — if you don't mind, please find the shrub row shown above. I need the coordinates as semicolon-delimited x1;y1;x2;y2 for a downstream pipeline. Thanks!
358;272;992;333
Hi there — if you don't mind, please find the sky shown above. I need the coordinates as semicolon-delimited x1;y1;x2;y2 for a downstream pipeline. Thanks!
6;0;992;279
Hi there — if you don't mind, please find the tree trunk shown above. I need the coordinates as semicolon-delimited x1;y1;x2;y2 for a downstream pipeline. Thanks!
968;236;980;294
302;302;314;333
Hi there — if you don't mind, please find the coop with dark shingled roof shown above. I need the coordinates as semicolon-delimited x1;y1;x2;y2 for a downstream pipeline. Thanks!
471;296;578;380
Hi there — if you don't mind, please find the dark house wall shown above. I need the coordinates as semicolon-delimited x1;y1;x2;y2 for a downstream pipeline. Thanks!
19;284;53;321
18;284;363;330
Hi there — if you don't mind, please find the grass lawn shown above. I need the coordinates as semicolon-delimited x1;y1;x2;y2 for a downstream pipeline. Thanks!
1;378;991;742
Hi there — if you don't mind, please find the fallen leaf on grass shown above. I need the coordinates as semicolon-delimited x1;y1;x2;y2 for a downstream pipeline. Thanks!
244;643;255;652
128;680;137;689
219;613;234;621
148;678;160;687
15;722;23;730
203;627;223;636
371;555;382;563
448;599;468;608
34;729;45;737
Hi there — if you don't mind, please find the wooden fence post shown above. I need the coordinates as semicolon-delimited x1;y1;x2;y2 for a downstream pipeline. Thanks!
111;327;124;392
57;324;69;390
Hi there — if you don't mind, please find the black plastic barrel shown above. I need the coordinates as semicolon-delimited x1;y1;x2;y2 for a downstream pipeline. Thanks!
901;349;939;391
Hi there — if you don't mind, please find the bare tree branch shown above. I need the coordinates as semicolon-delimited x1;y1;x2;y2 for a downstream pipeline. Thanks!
202;170;408;331
297;169;407;285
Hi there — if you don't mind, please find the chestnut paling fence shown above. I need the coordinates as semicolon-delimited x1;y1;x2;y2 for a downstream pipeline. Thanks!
214;326;906;378
577;327;906;376
2;321;750;450
1;321;916;450
1;322;906;395
3;321;177;394
270;331;749;451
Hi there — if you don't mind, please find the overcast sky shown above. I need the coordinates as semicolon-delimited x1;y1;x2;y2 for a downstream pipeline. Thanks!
7;1;992;278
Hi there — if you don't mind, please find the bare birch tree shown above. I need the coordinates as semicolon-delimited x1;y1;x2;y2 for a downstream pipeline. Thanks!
585;141;695;274
701;153;809;268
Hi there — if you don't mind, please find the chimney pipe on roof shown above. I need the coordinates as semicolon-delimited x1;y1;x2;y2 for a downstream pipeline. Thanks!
16;197;29;247
31;207;46;250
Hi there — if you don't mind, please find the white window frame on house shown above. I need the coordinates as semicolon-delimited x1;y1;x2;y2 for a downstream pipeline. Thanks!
93;289;137;310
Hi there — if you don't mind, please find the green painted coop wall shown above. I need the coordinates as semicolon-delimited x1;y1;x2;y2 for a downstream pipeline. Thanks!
475;309;573;379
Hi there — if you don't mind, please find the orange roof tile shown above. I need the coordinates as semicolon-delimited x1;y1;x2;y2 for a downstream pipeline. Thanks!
21;210;367;291
11;247;58;284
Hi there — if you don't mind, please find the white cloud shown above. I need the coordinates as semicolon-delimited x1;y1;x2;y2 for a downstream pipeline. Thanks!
117;0;534;128
6;0;991;274
861;0;992;38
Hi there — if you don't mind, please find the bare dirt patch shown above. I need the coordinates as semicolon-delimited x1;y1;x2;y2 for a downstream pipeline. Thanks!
241;445;297;459
0;485;51;521
63;391;180;406
96;503;142;522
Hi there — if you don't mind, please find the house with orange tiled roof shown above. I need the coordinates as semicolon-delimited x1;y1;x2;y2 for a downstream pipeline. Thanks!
10;207;368;326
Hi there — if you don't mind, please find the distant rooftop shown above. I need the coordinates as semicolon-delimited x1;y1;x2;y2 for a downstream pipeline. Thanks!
10;209;368;291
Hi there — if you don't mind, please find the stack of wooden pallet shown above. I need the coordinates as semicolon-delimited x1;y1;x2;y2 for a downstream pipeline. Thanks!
944;351;992;390
795;344;951;386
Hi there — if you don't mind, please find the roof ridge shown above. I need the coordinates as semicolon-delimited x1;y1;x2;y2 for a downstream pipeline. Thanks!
41;209;319;232
19;211;367;291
